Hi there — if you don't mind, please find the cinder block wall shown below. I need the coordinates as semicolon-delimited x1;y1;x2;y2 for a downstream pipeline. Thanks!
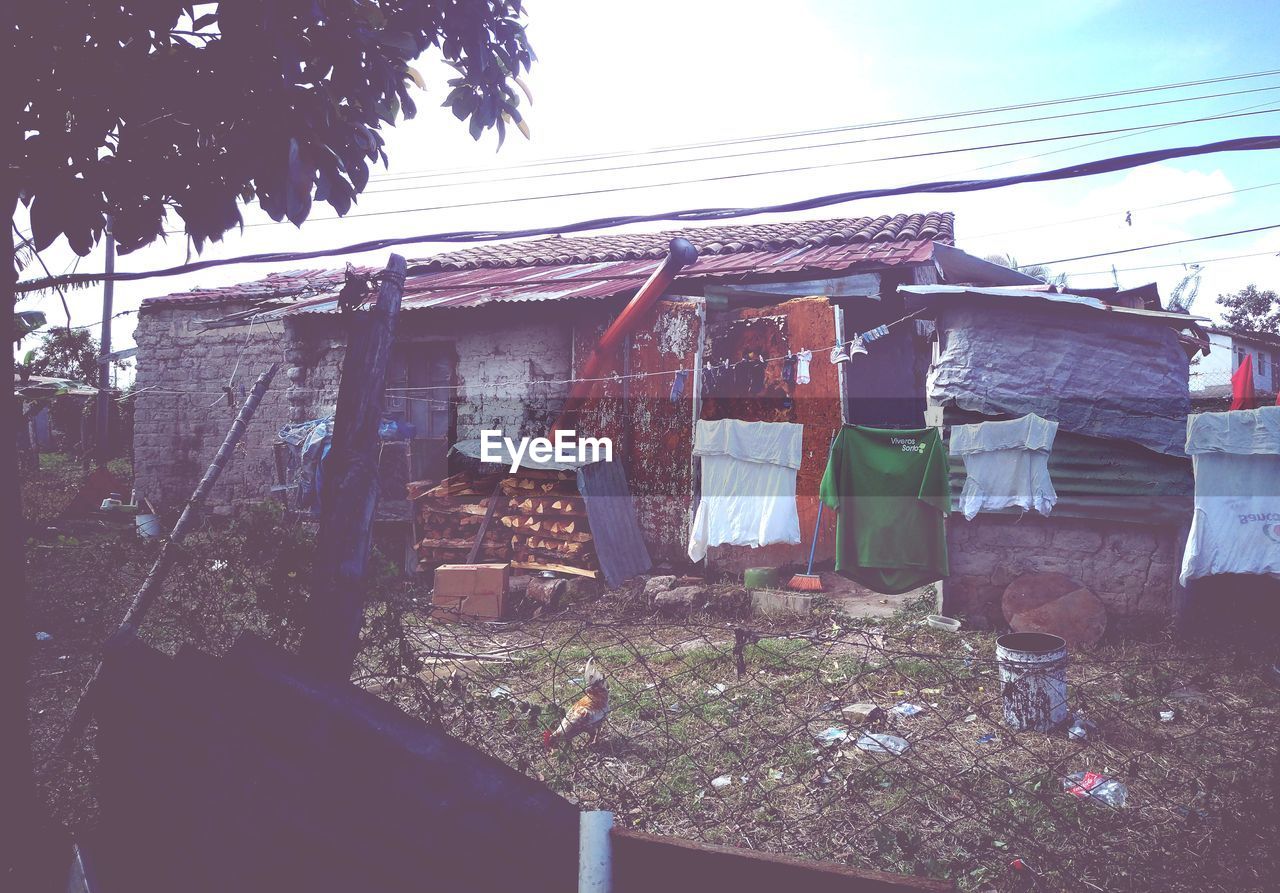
133;301;292;514
944;514;1180;625
450;318;571;444
135;305;574;514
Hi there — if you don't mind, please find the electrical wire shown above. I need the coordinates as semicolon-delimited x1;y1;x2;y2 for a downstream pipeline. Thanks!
17;132;1280;293
366;67;1280;183
360;83;1280;194
964;179;1280;241
229;106;1280;233
1024;222;1280;266
1061;249;1279;278
967;95;1280;174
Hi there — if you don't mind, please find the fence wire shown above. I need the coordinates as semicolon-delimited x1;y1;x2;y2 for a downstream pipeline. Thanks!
356;605;1278;892
22;494;1280;891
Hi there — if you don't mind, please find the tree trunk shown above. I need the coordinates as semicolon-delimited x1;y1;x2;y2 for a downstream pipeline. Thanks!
3;190;49;885
300;256;406;680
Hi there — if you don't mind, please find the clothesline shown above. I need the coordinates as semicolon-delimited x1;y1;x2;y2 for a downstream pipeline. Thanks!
126;309;929;404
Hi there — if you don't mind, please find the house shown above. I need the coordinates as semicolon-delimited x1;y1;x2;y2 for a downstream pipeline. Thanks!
136;212;1006;562
132;211;1207;621
1190;326;1280;404
900;283;1206;625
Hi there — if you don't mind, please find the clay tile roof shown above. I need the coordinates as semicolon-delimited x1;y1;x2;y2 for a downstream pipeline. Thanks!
142;212;954;310
409;212;954;272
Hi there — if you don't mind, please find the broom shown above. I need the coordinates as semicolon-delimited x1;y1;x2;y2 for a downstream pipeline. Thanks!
788;500;825;592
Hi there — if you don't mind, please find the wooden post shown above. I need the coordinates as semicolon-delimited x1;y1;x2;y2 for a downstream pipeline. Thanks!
301;254;406;679
96;225;115;465
58;364;280;751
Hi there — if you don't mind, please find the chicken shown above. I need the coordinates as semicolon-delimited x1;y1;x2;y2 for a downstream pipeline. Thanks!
543;659;608;749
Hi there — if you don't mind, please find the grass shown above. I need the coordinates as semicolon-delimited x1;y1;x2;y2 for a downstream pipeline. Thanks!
377;598;1280;891
17;470;1279;891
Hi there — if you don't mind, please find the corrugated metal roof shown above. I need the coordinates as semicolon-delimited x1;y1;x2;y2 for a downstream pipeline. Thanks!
144;213;951;313
900;285;1208;325
252;238;936;319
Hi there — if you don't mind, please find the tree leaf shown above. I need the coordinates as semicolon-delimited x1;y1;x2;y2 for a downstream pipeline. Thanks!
405;65;426;90
377;31;418;57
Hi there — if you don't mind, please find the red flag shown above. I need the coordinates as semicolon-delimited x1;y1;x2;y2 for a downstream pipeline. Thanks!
1231;353;1256;411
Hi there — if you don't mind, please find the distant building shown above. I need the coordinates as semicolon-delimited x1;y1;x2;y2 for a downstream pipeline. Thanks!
1191;327;1280;403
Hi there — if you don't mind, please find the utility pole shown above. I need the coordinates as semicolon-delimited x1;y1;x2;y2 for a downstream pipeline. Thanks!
96;221;115;465
300;255;406;679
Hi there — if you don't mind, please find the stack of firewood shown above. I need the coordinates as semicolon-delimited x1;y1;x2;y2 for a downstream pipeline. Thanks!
409;472;507;567
409;468;599;578
498;469;597;576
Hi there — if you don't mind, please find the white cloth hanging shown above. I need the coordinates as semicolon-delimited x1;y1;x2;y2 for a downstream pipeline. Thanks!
794;350;812;385
1180;406;1280;585
949;414;1058;521
688;419;803;562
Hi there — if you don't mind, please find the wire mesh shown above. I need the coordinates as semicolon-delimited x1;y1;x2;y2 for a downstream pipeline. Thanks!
356;604;1279;892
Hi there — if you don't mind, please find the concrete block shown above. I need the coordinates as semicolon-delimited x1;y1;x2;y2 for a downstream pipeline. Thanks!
949;549;1000;577
975;520;1047;548
1104;529;1158;556
750;589;813;617
1051;527;1103;553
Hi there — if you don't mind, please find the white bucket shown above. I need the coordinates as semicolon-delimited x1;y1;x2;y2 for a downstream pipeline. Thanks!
136;513;162;539
996;632;1069;732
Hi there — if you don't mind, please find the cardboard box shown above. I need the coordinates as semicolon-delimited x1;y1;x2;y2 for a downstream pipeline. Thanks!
432;563;510;620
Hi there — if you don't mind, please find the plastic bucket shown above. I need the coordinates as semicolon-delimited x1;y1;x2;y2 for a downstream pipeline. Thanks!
743;567;780;590
996;632;1069;732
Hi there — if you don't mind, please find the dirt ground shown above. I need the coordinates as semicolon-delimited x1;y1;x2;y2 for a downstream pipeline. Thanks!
20;455;1280;891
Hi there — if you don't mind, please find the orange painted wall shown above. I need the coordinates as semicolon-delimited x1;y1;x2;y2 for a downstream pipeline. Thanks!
699;297;841;573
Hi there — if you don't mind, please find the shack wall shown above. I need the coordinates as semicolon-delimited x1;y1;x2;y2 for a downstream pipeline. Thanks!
133;302;292;513
944;514;1181;624
699;297;842;573
135;305;574;514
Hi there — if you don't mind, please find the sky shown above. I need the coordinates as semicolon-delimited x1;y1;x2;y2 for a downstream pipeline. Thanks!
14;0;1280;369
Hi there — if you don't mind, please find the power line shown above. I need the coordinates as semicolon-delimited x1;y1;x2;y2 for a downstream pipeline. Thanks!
366;67;1280;183
968;95;1280;174
360;83;1280;194
1063;249;1279;277
228;106;1280;233
17;132;1280;293
1025;222;1280;267
965;179;1280;242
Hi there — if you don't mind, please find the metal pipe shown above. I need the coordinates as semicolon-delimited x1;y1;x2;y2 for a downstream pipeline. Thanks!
553;238;698;431
578;810;614;893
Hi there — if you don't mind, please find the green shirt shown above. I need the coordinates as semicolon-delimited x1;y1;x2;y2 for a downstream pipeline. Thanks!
819;425;950;594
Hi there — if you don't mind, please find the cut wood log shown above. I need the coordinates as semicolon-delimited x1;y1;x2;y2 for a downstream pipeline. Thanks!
514;496;587;516
511;560;598;578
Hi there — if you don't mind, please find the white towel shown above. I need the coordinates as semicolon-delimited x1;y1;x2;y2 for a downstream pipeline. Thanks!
1180;407;1280;584
688;420;803;562
950;414;1058;521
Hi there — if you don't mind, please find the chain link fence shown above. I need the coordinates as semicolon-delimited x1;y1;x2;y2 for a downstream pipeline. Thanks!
24;496;1280;892
357;600;1278;892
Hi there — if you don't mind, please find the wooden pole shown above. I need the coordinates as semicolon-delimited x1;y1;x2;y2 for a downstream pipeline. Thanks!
300;254;405;680
96;225;115;465
58;363;280;750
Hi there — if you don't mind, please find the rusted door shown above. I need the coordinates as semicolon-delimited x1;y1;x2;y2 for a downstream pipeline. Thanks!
387;342;456;484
